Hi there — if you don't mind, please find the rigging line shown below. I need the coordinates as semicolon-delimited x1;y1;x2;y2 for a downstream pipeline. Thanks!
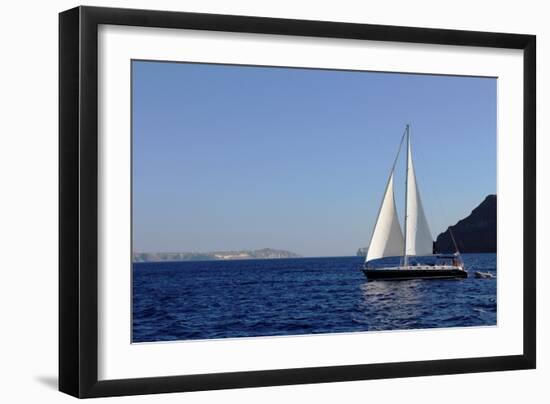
449;227;461;255
364;126;408;264
389;126;408;175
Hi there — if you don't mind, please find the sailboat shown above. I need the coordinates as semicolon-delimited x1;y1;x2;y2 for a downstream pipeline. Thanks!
362;124;467;280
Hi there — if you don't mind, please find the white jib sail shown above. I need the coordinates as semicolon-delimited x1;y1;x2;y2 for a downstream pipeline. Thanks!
366;172;405;262
405;139;433;256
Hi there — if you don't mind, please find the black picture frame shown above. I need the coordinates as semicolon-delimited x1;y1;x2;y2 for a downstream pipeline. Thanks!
59;5;536;398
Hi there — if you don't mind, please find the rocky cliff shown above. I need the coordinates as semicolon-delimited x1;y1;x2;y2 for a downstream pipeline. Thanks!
434;194;496;253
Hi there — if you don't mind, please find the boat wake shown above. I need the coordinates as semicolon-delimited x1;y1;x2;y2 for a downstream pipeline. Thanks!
474;271;496;279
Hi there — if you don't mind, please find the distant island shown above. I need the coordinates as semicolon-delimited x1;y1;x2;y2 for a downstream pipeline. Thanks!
357;194;497;256
356;247;369;257
133;248;301;263
435;194;496;253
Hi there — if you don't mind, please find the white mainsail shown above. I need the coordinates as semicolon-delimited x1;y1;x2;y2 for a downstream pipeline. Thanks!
365;172;405;262
405;137;433;257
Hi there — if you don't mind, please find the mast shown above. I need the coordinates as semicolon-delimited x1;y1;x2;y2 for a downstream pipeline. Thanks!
403;124;410;266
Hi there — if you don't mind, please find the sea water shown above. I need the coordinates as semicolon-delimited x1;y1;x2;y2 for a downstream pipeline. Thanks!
132;253;496;342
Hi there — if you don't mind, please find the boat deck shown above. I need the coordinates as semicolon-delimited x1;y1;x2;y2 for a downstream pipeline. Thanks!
369;265;463;271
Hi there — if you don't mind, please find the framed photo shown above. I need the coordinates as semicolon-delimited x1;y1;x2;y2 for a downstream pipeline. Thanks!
59;6;536;398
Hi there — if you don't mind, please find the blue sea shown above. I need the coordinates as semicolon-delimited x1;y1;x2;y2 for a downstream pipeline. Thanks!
132;253;496;343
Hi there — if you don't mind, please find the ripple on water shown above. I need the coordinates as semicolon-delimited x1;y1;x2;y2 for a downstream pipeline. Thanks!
132;254;497;342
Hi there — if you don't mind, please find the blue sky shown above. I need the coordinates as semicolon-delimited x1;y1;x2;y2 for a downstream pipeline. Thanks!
132;60;496;257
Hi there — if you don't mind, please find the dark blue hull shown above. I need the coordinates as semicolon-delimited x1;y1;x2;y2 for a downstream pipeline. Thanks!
363;268;468;280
